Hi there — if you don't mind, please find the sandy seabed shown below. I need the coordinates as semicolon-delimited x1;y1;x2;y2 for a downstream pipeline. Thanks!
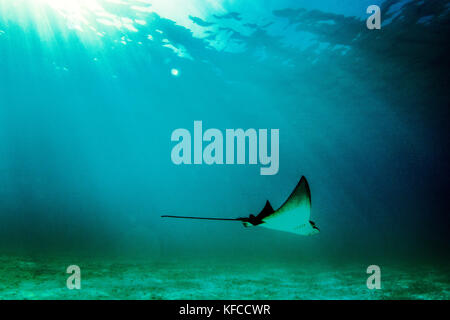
0;255;448;299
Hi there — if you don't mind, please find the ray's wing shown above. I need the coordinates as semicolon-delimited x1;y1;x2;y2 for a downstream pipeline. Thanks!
277;176;311;217
255;200;275;220
261;176;312;233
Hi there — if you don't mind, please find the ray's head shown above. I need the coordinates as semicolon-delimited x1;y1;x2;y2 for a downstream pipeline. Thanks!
309;220;320;235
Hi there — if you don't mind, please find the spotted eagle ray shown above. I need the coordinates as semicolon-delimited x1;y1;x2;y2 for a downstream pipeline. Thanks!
161;176;320;236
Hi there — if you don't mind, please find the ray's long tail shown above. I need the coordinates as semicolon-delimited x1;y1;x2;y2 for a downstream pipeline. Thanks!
161;215;243;221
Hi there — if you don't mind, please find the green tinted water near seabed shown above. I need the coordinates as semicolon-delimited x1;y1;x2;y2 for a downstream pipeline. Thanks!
0;255;448;299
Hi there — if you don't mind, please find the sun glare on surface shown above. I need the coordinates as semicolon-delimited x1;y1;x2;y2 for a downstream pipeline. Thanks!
0;0;156;38
0;0;230;55
37;0;106;31
2;0;224;37
35;0;145;33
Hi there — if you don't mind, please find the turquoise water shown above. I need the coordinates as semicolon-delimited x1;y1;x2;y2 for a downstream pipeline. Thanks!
0;0;449;299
